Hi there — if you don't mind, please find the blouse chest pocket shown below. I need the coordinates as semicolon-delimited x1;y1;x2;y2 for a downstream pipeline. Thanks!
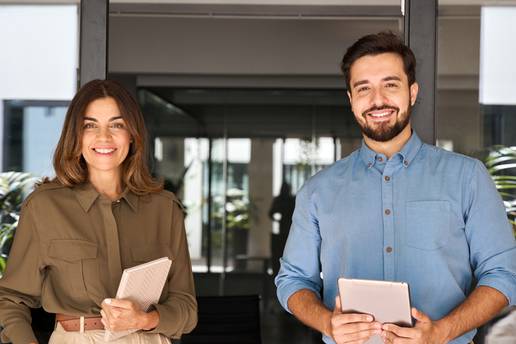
405;201;451;250
48;239;97;262
47;239;98;297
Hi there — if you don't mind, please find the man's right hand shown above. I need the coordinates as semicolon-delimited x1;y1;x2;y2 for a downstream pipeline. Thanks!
330;296;382;344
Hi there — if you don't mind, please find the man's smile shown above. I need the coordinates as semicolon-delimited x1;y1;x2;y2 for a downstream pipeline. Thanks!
362;106;399;123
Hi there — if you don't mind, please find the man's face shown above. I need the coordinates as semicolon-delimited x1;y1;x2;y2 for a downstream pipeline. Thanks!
347;52;418;142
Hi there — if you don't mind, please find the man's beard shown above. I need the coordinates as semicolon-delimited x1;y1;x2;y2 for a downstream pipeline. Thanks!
357;104;411;142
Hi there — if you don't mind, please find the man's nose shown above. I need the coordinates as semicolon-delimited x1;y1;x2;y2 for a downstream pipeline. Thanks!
370;88;386;107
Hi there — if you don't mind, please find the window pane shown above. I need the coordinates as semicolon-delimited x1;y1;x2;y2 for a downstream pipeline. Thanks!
437;4;516;227
0;5;78;174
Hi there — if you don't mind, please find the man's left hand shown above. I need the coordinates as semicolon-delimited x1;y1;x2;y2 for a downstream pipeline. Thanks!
381;308;450;344
100;298;149;331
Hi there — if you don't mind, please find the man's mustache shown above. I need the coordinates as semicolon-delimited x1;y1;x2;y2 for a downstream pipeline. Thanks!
362;105;399;118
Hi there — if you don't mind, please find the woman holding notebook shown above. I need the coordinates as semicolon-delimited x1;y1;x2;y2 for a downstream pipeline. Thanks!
0;79;198;343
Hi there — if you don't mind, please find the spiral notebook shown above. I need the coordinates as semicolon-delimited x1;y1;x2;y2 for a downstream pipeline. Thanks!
104;257;172;342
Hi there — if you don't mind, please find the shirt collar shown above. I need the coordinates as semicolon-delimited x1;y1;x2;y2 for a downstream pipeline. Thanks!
358;131;423;169
397;131;423;168
74;183;139;212
120;188;139;212
359;140;379;169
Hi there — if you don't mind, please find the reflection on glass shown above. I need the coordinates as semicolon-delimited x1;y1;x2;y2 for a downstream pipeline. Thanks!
0;4;78;175
273;138;336;194
141;87;362;273
3;102;67;177
437;4;516;232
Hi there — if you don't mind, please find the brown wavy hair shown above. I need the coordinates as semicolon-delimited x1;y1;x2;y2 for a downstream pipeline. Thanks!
50;79;163;195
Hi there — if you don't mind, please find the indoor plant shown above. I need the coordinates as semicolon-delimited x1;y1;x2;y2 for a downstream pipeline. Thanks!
0;172;36;276
484;146;516;236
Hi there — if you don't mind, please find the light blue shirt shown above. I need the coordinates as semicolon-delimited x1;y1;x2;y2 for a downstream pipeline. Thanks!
275;132;516;344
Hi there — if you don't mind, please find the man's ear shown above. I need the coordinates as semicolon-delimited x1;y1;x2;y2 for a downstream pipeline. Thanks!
410;82;419;106
347;90;355;113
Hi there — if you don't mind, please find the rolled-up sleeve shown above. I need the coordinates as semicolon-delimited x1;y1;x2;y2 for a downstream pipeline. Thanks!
0;201;43;344
147;200;197;338
465;160;516;305
275;183;323;313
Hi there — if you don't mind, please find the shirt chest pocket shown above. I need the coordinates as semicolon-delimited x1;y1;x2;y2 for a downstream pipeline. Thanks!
47;239;98;296
405;201;451;250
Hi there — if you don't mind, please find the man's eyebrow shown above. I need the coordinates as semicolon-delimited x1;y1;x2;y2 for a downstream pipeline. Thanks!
83;116;123;122
352;80;369;88
383;76;401;82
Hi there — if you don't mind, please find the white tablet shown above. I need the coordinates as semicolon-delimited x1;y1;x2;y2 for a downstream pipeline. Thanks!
338;278;412;343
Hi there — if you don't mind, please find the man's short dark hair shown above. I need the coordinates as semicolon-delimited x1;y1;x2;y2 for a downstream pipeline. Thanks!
341;32;416;91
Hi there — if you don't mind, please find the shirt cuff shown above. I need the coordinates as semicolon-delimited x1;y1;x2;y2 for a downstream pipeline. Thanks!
145;302;196;339
1;321;37;344
477;274;516;306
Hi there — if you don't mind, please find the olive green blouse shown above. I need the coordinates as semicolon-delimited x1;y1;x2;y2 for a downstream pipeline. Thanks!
0;182;197;344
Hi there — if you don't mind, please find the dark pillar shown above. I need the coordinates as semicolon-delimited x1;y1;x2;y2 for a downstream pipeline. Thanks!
79;0;109;87
404;0;437;144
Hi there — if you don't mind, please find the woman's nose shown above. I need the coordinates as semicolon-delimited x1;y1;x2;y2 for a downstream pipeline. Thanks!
96;126;112;140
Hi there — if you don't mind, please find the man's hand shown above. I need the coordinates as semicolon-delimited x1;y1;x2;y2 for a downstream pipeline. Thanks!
331;296;382;344
381;308;450;344
100;298;158;332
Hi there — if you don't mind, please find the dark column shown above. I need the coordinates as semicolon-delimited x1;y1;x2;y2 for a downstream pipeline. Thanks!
109;73;138;98
404;0;437;144
79;0;109;87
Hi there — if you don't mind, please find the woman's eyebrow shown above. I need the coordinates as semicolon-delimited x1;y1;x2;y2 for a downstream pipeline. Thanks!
83;116;123;122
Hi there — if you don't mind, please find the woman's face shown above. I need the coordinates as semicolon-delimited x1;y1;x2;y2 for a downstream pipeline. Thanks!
81;97;131;179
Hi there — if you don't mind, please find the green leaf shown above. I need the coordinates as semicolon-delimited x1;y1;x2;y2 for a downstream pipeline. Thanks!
0;256;5;276
491;176;516;182
484;146;516;238
485;155;516;168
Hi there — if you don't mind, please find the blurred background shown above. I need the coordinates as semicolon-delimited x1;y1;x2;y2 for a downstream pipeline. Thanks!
0;1;515;343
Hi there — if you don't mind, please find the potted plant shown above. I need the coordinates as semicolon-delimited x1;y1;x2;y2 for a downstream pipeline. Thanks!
484;146;516;236
0;172;53;343
213;188;251;269
0;172;36;275
225;188;250;258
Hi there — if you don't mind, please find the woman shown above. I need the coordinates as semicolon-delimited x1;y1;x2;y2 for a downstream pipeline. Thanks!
0;80;197;344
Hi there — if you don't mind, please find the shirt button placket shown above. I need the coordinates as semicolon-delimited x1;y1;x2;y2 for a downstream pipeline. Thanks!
382;168;395;280
100;200;122;289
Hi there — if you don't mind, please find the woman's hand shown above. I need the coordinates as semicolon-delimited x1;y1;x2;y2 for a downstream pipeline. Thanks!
100;298;159;332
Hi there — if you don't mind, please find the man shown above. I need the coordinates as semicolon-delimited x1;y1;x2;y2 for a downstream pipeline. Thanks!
275;32;516;344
